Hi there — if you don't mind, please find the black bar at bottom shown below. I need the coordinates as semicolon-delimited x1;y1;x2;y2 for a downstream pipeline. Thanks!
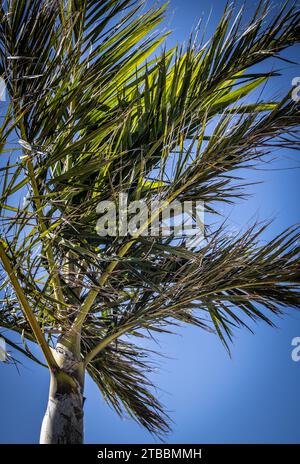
0;444;299;462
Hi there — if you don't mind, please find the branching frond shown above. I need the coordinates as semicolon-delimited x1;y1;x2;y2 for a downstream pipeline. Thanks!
83;333;171;436
1;0;300;436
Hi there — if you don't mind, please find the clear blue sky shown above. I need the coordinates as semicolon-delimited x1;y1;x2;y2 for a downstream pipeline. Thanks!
0;0;300;444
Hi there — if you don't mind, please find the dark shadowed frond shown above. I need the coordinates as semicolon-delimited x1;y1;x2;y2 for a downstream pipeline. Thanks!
1;0;300;437
83;223;299;352
83;334;171;436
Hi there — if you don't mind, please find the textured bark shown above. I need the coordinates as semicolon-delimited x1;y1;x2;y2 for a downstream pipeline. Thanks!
40;332;84;444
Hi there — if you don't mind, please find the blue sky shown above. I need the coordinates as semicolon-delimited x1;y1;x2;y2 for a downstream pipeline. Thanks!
0;0;300;444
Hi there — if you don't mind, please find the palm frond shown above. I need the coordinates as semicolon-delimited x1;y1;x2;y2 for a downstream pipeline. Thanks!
1;0;300;437
83;334;171;436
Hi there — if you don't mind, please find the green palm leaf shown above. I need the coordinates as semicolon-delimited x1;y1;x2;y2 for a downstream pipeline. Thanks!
0;0;300;437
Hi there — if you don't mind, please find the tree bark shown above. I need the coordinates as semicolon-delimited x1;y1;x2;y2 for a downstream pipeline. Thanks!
40;331;84;444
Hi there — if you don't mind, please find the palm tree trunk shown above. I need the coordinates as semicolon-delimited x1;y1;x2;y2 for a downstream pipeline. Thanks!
40;331;84;444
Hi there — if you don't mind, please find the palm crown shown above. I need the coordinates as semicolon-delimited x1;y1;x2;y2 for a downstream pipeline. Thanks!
0;0;300;438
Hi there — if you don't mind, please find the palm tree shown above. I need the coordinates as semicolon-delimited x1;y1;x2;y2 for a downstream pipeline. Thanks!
0;0;300;444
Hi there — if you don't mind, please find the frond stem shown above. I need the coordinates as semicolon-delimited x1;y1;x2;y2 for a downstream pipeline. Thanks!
0;240;59;371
